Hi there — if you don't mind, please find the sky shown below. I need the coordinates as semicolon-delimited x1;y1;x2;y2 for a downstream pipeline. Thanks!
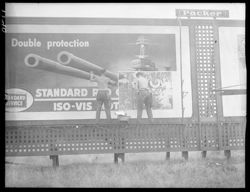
5;3;245;20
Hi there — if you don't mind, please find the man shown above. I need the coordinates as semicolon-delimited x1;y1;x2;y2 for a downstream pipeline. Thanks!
134;72;153;122
90;69;116;122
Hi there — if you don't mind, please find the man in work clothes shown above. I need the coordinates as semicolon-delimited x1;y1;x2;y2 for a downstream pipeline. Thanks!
90;69;115;122
134;72;153;122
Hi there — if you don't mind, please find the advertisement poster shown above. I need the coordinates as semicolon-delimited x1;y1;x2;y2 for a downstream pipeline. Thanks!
119;71;173;111
5;30;183;120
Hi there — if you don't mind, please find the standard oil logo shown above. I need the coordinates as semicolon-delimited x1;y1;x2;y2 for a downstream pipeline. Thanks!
5;88;34;112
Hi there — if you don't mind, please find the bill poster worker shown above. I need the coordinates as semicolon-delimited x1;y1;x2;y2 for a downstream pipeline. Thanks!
134;72;153;123
90;69;116;122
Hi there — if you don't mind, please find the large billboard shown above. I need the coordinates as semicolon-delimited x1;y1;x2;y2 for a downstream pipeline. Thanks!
5;22;192;121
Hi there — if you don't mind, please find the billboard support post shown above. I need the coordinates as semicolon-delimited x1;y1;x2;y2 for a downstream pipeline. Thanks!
177;16;185;122
211;17;224;152
114;153;125;164
50;155;59;169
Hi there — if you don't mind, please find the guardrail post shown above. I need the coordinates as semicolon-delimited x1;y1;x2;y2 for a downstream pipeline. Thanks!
50;155;59;169
201;151;207;158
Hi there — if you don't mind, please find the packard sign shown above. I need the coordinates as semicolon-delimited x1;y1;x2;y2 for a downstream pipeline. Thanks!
176;9;229;18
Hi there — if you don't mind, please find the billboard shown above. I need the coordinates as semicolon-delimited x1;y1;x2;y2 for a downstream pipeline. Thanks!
5;23;192;121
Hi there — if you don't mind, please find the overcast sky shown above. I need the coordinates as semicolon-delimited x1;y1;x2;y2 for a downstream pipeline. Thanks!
5;3;245;20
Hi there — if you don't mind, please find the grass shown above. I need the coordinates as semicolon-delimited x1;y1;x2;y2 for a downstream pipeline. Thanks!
5;150;245;188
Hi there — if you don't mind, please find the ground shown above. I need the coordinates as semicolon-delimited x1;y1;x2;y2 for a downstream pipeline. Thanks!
5;150;245;188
